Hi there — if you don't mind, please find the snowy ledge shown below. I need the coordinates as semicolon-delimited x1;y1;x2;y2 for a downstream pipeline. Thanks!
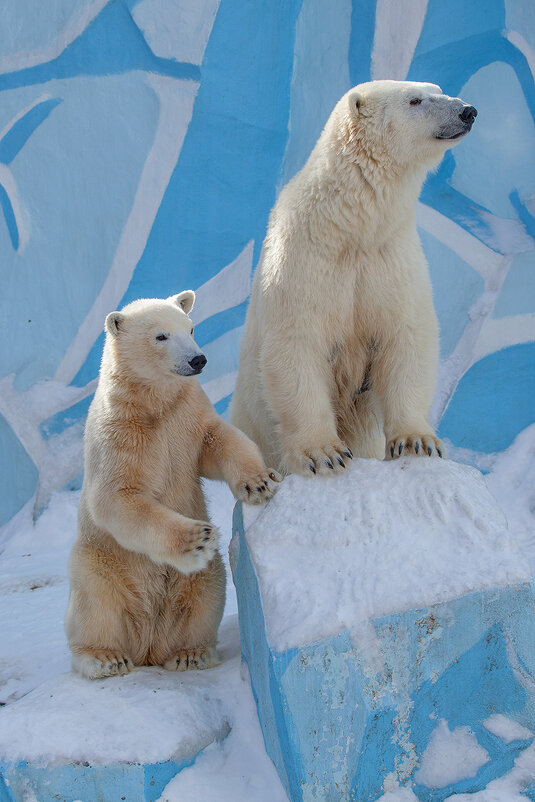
237;457;530;652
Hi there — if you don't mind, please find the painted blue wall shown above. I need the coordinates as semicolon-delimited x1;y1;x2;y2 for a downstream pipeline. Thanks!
0;0;533;525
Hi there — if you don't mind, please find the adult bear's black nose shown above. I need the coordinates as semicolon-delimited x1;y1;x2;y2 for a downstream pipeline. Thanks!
189;354;207;372
460;105;477;124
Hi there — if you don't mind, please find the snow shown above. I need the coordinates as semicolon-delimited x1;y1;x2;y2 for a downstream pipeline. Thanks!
444;743;535;801
377;789;420;802
241;457;530;652
158;662;287;802
483;714;534;744
0;428;534;799
414;719;489;788
485;424;535;576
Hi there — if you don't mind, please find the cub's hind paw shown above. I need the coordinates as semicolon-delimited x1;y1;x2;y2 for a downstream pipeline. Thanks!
73;649;134;680
235;469;282;505
386;434;445;460
164;646;219;672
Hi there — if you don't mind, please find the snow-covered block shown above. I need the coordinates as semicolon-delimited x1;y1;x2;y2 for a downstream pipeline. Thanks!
0;654;232;802
230;459;535;801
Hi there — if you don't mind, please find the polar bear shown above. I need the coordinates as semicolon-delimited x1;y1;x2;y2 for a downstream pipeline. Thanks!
66;291;280;679
230;80;477;476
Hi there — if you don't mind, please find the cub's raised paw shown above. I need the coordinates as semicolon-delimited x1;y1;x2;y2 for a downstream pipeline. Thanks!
164;646;219;672
235;470;282;505
285;441;353;477
172;521;219;575
73;649;134;680
386;434;445;460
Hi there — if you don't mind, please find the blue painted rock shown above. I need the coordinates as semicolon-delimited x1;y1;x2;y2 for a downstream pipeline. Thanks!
230;459;535;801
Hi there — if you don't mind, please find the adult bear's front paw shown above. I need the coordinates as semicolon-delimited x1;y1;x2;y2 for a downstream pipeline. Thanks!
234;469;282;505
284;440;353;477
386;434;445;459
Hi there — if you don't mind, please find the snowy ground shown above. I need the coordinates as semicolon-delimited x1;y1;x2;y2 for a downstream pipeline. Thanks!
0;425;534;800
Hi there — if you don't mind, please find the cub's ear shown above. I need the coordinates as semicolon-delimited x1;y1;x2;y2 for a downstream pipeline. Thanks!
105;311;125;337
173;290;195;315
348;90;363;115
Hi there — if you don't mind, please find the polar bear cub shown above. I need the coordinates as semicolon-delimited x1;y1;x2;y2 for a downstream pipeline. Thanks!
230;80;477;476
66;291;280;679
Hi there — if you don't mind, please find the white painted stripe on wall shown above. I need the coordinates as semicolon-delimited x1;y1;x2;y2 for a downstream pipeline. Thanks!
371;0;428;80
0;0;112;76
417;202;503;282
132;0;221;65
192;241;253;326
507;31;535;81
54;74;199;385
201;371;238;405
474;313;535;363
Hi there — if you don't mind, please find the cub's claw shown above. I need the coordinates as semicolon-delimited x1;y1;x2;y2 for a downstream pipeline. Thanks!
164;646;219;672
73;649;134;680
235;469;282;505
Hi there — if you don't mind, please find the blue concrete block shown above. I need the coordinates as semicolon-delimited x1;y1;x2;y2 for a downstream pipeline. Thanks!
0;754;199;802
231;462;535;801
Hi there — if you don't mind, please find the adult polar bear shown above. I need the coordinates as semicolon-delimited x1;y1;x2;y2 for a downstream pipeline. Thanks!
231;81;477;476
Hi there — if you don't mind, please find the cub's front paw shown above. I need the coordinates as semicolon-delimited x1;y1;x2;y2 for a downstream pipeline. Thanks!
386;434;445;460
73;649;134;680
171;521;219;574
234;469;282;505
164;646;219;672
284;441;353;477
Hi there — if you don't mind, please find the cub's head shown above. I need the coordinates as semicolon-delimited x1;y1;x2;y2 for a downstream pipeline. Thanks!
342;80;477;168
105;291;206;383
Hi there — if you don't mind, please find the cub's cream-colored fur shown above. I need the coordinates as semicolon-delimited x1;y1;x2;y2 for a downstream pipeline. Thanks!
231;80;477;476
66;291;280;679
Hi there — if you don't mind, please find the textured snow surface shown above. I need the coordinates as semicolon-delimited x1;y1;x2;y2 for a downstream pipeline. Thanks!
377;789;420;802
415;719;490;788
242;458;530;651
0;658;229;765
444;742;535;801
483;714;534;745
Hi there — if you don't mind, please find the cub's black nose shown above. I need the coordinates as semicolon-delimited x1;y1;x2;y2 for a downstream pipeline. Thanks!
460;105;477;123
189;354;207;371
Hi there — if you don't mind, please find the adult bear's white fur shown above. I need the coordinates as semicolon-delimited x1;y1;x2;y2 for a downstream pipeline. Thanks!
66;292;280;679
231;80;477;476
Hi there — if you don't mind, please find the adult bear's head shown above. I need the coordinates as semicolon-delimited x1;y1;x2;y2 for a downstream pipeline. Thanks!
338;80;477;170
104;291;207;384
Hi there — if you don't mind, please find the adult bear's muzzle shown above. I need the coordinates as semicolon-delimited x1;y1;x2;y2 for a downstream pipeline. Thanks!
435;101;477;140
459;105;477;126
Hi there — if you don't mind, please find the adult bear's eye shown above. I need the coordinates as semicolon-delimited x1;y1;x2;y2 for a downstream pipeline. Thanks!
156;334;168;341
410;98;422;106
190;327;194;336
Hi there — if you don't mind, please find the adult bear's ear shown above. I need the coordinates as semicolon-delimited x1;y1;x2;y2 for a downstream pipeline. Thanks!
173;290;195;314
348;90;363;115
105;311;124;337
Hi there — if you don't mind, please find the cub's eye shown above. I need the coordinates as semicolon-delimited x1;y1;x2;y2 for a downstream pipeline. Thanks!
190;328;194;336
410;98;422;106
155;334;168;342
